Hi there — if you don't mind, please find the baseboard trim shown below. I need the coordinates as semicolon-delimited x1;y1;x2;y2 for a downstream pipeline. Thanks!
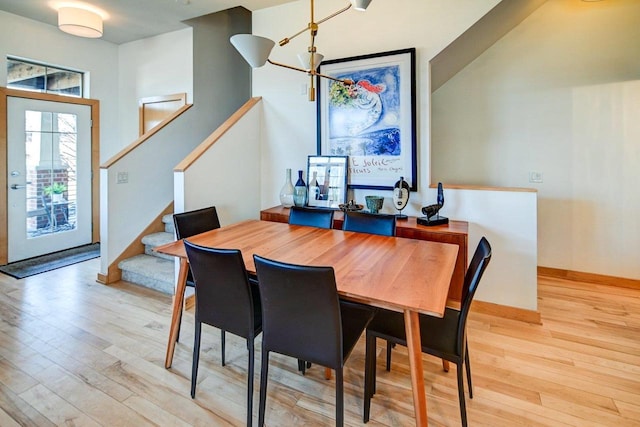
471;300;542;324
538;266;640;290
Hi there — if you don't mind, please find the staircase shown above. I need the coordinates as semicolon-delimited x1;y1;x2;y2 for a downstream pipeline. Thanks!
118;214;177;294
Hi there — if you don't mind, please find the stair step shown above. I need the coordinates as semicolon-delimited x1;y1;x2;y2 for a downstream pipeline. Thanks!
118;254;175;294
142;232;176;260
163;214;175;235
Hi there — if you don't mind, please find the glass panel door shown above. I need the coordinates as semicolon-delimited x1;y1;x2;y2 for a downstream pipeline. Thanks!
7;97;91;262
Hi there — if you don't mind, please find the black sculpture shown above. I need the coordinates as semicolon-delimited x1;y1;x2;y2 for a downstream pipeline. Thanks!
417;182;449;226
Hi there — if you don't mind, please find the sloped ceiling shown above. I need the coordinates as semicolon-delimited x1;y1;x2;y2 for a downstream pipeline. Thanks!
431;0;548;92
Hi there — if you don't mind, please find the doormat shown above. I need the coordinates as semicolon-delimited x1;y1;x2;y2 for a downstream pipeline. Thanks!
0;243;100;279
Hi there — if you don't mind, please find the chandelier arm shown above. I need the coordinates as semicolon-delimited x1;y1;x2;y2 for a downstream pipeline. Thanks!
267;59;354;85
315;3;352;26
279;26;308;47
310;70;354;85
278;2;352;46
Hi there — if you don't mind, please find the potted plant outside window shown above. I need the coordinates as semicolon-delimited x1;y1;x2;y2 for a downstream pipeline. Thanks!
43;182;67;202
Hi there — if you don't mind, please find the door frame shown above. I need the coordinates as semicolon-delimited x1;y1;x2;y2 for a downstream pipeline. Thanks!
0;87;100;264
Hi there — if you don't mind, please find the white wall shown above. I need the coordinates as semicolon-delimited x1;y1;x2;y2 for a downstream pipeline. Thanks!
252;0;501;211
0;11;119;161
432;0;640;280
118;28;193;145
174;100;263;224
445;188;538;310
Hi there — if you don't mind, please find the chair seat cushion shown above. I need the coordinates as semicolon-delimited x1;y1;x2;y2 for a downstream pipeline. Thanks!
368;307;461;358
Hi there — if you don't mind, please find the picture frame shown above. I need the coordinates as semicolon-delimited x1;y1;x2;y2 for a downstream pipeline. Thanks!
306;155;348;209
317;48;417;191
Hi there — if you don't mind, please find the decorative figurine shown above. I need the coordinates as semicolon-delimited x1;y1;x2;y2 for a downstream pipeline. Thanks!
392;176;410;220
417;182;449;226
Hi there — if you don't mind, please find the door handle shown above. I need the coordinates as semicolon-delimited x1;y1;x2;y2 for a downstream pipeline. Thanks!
10;182;31;190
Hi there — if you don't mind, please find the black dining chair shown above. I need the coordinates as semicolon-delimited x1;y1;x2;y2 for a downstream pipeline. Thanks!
288;206;335;374
342;211;396;237
172;206;222;343
253;255;376;427
289;206;335;229
183;240;262;427
363;237;492;426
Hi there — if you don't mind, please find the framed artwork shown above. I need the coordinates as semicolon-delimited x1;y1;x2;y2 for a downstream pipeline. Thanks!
317;48;417;191
306;155;348;209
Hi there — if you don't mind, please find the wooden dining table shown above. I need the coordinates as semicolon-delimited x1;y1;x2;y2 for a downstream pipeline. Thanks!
154;219;458;426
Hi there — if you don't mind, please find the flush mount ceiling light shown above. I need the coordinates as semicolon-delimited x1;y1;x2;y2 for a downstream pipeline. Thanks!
58;6;103;38
230;0;373;101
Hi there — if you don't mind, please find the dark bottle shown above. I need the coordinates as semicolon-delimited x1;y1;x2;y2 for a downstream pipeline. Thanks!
293;170;308;207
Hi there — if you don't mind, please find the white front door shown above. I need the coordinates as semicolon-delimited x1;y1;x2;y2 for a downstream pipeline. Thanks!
7;97;92;262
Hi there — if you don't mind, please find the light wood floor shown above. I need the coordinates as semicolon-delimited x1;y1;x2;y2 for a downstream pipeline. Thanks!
0;258;638;426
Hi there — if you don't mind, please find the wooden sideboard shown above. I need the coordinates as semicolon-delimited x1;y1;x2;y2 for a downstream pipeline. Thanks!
260;206;469;303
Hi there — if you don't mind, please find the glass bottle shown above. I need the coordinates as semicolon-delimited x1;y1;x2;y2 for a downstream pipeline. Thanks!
279;168;295;207
309;171;320;201
293;170;308;207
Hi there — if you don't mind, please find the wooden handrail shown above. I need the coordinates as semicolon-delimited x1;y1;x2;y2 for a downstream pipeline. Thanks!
174;97;261;172
429;183;537;193
100;103;193;169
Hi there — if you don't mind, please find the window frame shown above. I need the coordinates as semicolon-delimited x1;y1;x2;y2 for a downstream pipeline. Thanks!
6;57;85;98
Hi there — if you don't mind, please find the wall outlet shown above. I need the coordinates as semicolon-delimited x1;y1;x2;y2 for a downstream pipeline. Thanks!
117;171;129;184
529;171;543;183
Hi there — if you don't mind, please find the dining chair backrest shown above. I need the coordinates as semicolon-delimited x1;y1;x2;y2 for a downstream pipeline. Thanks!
173;206;221;240
457;236;492;351
183;240;258;339
253;255;343;369
289;206;335;229
343;211;396;237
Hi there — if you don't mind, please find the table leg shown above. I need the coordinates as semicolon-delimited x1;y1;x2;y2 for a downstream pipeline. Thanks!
404;309;428;426
165;258;189;369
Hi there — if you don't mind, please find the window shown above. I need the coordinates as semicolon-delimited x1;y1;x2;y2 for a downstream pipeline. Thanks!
7;58;84;97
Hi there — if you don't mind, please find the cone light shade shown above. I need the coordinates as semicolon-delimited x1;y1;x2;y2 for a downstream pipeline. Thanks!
58;7;103;38
230;34;275;68
351;0;372;11
297;52;324;70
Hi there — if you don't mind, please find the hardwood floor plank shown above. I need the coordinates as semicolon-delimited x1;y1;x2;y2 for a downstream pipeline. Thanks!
0;383;56;427
29;364;154;426
122;395;196;427
18;383;102;426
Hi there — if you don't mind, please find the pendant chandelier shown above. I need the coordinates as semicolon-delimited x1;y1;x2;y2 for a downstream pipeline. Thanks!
230;0;373;101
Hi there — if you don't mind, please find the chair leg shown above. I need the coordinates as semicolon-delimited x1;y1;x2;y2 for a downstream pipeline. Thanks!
258;350;270;427
298;359;305;373
336;367;344;427
176;304;183;342
221;330;226;366
247;339;255;427
385;340;393;371
442;359;450;372
363;333;376;423
457;362;468;427
465;345;473;399
372;338;378;397
191;321;201;398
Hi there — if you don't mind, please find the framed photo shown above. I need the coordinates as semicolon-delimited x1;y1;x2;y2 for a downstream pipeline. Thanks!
317;48;417;191
306;155;348;209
